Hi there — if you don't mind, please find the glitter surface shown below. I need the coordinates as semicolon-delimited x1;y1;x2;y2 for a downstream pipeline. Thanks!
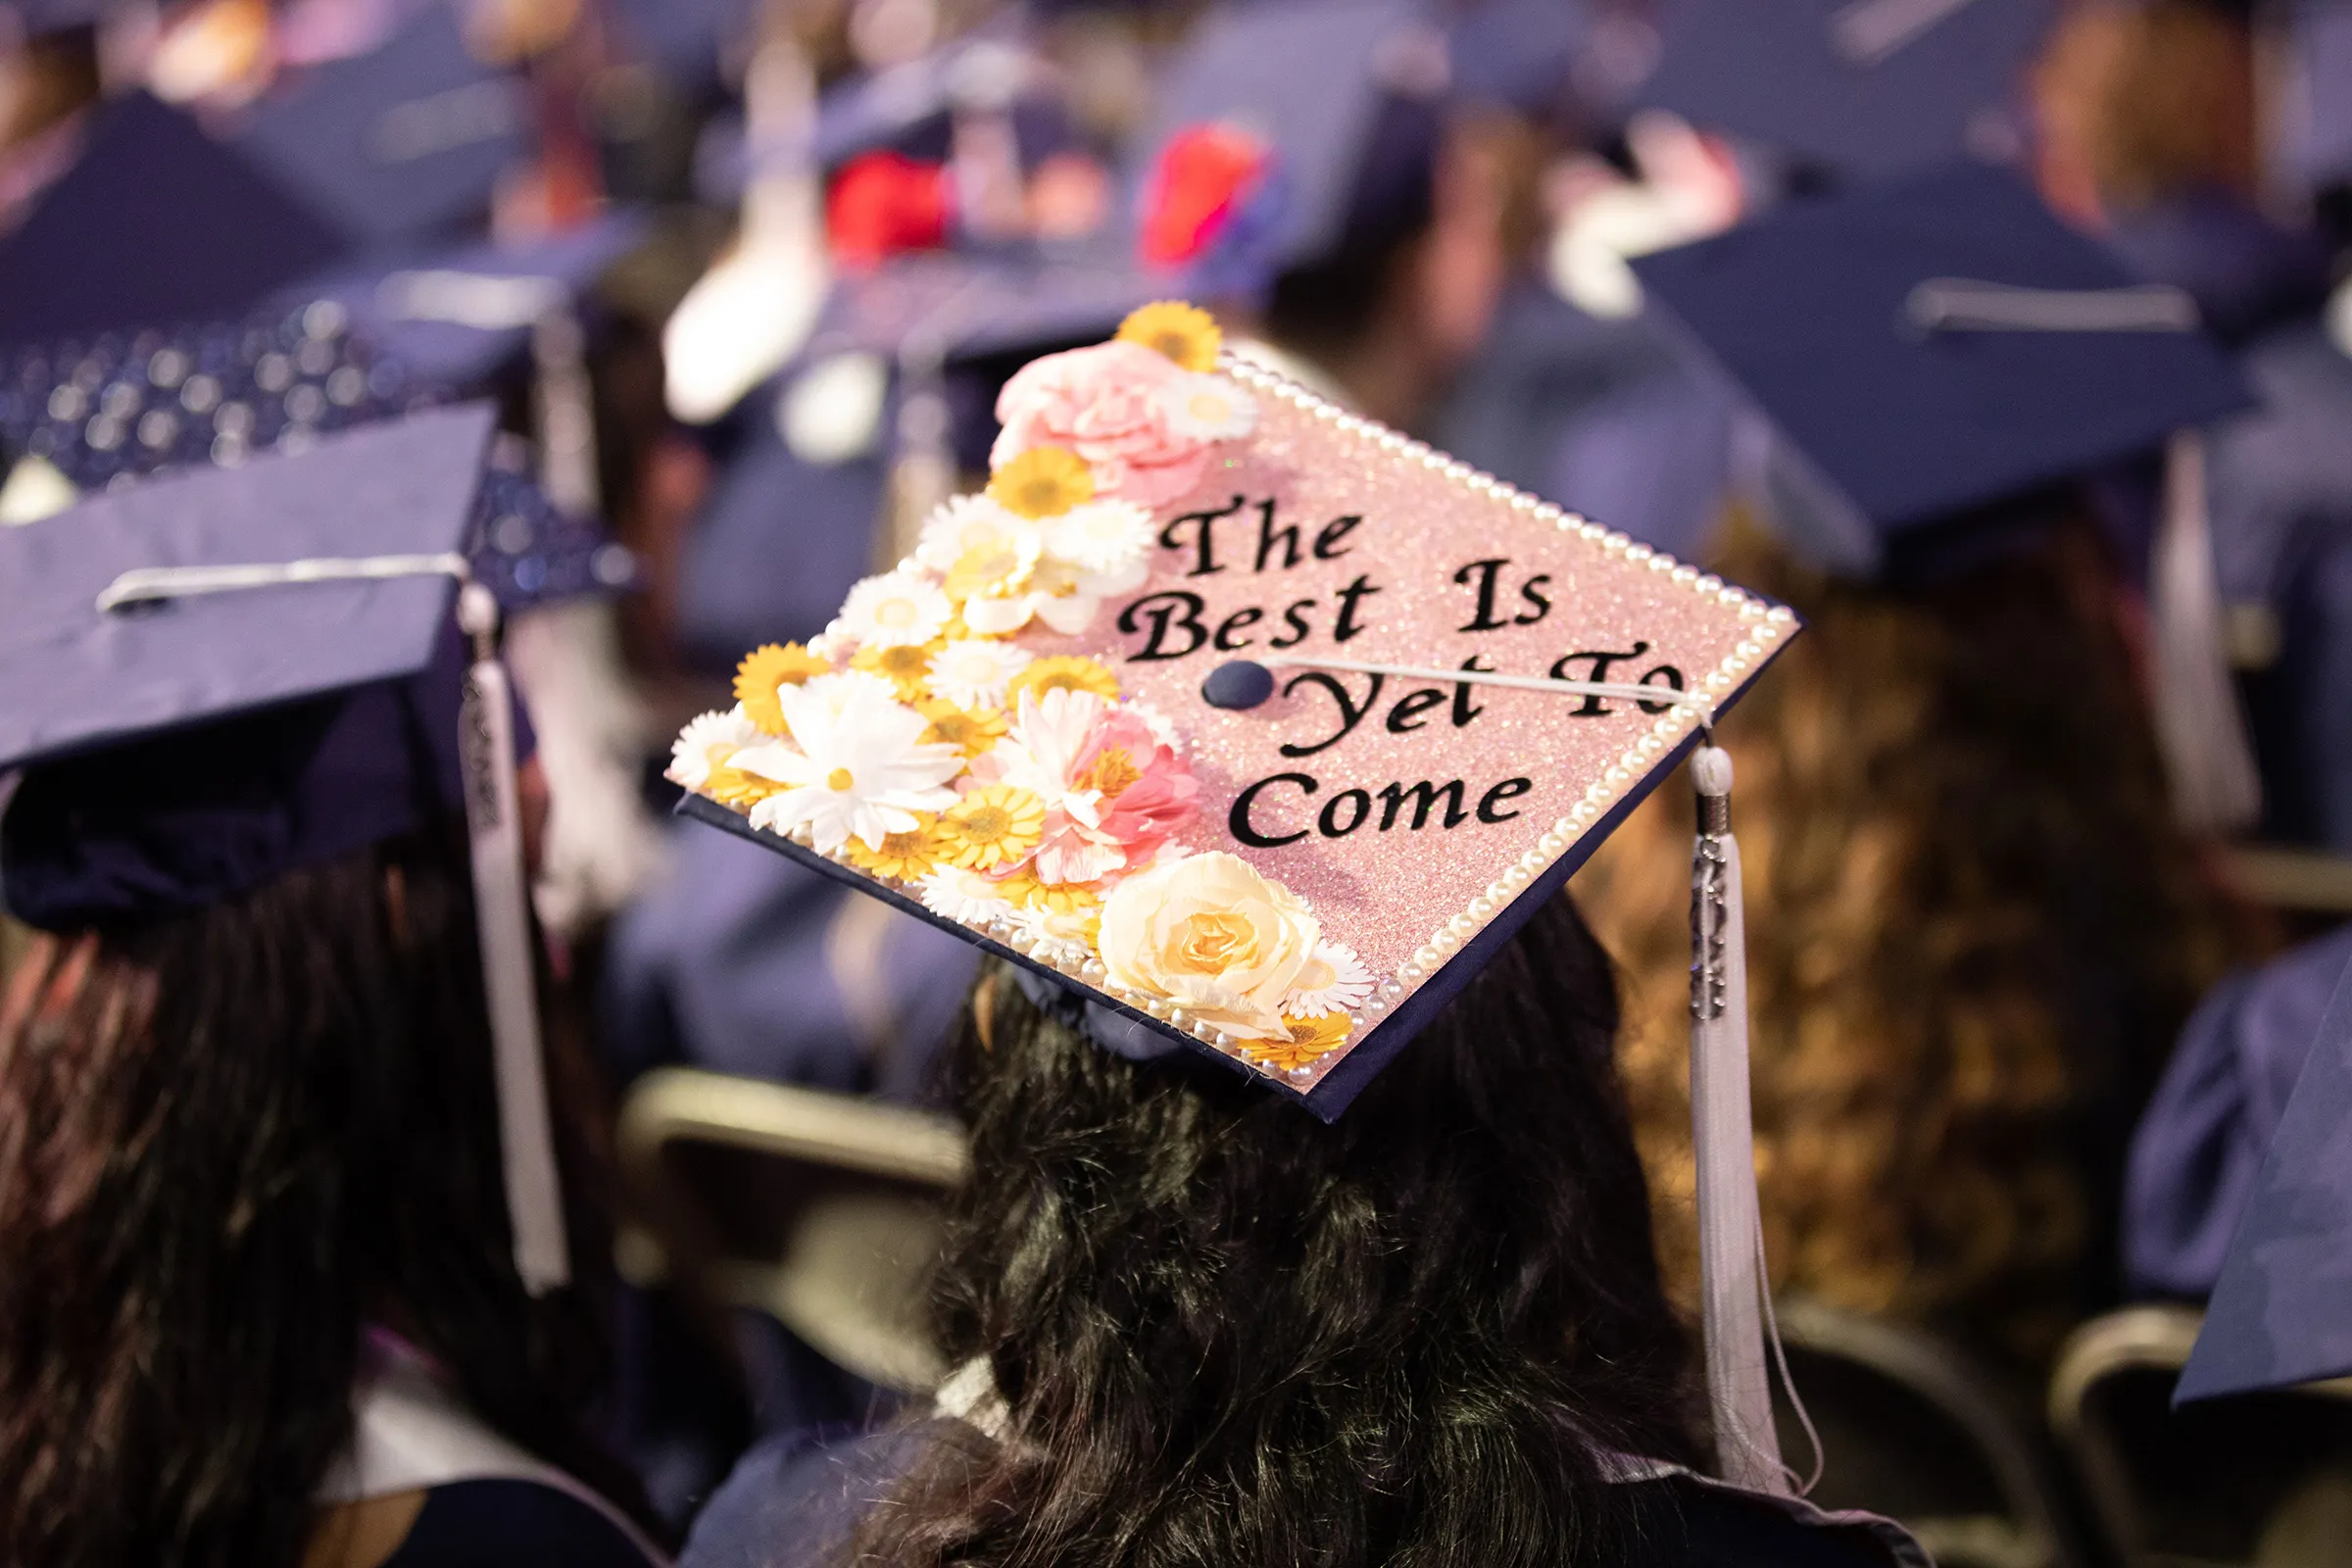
1001;357;1796;1096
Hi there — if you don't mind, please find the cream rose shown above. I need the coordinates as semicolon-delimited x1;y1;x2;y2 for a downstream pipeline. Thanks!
1097;851;1319;1040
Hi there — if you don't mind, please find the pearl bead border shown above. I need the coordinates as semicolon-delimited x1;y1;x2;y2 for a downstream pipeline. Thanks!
1215;352;1793;1067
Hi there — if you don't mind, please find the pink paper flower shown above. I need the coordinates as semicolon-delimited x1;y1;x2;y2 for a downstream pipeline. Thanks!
970;688;1200;885
992;340;1222;510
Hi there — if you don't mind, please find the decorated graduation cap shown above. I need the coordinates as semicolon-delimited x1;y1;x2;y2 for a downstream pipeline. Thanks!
668;300;1803;1491
0;404;570;1295
1627;0;2055;180
1633;160;2262;830
0;304;633;606
227;2;529;247
0;92;349;349
2176;934;2352;1402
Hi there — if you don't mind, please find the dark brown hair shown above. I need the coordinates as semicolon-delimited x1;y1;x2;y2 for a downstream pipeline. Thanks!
845;890;1706;1568
0;828;635;1568
1577;505;2255;1369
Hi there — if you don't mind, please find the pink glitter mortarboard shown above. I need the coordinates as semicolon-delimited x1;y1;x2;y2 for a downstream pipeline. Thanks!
670;313;1798;1122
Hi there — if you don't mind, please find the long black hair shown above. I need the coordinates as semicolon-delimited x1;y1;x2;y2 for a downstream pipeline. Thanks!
0;826;640;1568
849;889;1705;1567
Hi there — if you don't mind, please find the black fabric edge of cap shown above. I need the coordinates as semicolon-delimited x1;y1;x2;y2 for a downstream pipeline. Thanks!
670;611;1799;1124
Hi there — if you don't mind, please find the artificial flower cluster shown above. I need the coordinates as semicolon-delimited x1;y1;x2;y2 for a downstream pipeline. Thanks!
669;303;1376;1074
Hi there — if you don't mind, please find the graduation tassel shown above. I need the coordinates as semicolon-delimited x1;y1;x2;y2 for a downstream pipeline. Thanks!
457;581;572;1296
2150;429;2262;833
1688;743;1786;1494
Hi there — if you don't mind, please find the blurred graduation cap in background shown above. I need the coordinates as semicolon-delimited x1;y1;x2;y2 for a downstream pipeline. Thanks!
1127;0;1448;301
2128;921;2352;1299
0;403;569;1289
225;1;530;248
1634;161;2262;828
2175;932;2352;1402
1625;0;2057;183
0;92;349;348
0;304;635;611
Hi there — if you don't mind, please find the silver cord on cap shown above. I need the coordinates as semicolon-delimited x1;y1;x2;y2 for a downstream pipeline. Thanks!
96;551;472;612
1905;277;2200;335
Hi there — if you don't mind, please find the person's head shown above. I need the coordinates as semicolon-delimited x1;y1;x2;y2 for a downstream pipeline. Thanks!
849;889;1703;1568
0;820;619;1568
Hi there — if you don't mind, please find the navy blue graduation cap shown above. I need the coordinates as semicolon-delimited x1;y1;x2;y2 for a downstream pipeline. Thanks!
0;400;571;1292
0;309;634;612
0;92;349;349
1627;0;2056;181
1446;0;1593;120
281;211;646;392
227;3;529;247
1130;0;1446;292
2177;935;2352;1401
2272;0;2352;198
1632;161;2252;576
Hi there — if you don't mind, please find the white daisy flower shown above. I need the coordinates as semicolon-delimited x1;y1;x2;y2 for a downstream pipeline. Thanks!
806;629;856;662
839;570;954;648
1043;499;1155;576
925;638;1033;710
733;679;963;855
915;492;1040;575
1009;902;1096;965
918;864;1018;925
1281;940;1375;1018
801;668;901;718
1158;372;1257;442
668;705;763;789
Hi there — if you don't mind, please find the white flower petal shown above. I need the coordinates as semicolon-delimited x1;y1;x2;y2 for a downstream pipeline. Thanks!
1281;940;1375;1018
839;570;954;648
915;493;1039;574
668;706;763;788
925;638;1033;709
1158;373;1257;442
1043;499;1155;575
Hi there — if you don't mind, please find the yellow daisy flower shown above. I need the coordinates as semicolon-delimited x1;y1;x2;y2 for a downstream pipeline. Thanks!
734;643;832;734
937;785;1047;871
843;819;947;881
852;638;942;701
989;445;1094;519
1007;655;1120;705
915;700;1008;758
1241;1013;1353;1071
1117;300;1221;372
707;763;785;809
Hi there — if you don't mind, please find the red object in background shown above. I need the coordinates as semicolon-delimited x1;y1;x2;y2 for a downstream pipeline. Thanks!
1138;122;1269;268
827;151;953;269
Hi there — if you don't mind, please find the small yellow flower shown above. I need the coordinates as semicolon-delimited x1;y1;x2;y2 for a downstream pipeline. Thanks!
734;643;832;733
852;638;942;700
844;819;948;881
1241;1013;1352;1071
989;445;1094;519
916;700;1007;758
707;763;785;809
937;785;1048;871
1007;655;1120;706
944;537;1040;604
1117;300;1221;372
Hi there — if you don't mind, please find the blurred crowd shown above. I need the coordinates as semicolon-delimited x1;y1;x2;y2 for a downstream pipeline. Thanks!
4;1;2352;1565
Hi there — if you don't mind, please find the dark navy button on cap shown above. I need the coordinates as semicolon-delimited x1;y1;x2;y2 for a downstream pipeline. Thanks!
1628;0;2056;179
0;404;511;928
228;3;529;247
0;93;349;350
2178;934;2352;1401
1633;163;2254;566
